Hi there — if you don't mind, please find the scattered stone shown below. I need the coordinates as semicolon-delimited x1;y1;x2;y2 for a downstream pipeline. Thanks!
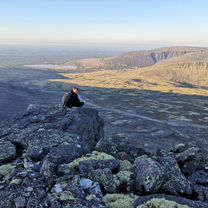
157;143;205;175
96;136;148;162
88;182;103;198
25;187;33;192
0;140;16;164
133;155;165;193
53;183;63;193
0;164;15;176
64;151;115;172
10;178;23;185
90;168;119;193
14;196;27;208
79;159;120;177
157;156;193;196
80;178;93;189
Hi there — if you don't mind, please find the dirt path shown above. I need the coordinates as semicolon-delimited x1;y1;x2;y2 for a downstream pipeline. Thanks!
81;95;208;129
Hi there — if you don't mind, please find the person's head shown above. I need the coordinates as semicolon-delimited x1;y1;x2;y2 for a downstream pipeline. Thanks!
72;87;80;94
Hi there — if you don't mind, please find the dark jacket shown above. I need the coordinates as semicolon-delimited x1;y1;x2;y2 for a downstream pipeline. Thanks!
65;91;81;108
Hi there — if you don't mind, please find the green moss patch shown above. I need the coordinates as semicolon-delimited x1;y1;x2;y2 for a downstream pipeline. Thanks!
67;151;115;170
137;198;190;208
103;193;137;208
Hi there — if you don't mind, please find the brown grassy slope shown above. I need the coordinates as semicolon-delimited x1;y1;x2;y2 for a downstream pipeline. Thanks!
138;51;208;87
50;53;208;96
51;47;208;96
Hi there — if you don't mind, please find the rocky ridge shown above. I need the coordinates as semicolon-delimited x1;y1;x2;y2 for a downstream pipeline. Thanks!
0;104;208;208
107;46;208;69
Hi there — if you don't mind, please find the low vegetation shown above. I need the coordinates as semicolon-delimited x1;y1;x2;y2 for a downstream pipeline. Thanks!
50;47;208;96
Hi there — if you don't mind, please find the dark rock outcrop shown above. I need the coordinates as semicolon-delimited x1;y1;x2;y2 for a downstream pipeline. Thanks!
1;104;104;161
0;104;208;207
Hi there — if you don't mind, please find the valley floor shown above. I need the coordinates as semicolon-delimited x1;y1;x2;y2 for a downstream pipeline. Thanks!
0;67;207;153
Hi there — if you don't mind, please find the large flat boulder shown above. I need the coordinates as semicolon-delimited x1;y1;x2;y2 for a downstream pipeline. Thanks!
0;104;104;161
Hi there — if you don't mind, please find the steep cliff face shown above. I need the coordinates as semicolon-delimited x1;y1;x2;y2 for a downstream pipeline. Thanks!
176;61;208;70
108;47;208;68
151;50;189;62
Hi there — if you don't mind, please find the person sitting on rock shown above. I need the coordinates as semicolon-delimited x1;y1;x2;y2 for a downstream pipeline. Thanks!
62;87;84;108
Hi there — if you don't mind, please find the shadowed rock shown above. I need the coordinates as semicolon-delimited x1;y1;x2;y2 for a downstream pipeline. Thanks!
0;140;16;164
96;135;149;162
0;104;104;161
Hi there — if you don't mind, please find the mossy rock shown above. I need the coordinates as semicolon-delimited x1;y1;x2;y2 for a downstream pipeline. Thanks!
119;160;133;171
54;191;76;202
116;170;133;192
103;193;137;208
0;164;15;176
66;151;115;171
10;178;23;185
136;198;190;208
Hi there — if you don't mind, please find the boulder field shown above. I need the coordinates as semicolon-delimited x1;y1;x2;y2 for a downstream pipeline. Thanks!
0;104;207;208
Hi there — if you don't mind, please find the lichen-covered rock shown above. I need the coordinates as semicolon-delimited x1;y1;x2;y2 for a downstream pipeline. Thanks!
133;155;165;193
0;140;16;164
25;129;77;159
136;198;190;208
59;151;115;173
103;194;137;208
89;168;119;193
133;194;208;208
27;196;46;207
119;160;133;171
14;196;27;208
50;175;105;208
157;143;205;175
80;178;103;198
96;136;148;162
0;163;16;176
2;105;104;161
46;142;85;164
79;159;120;177
40;158;56;187
116;169;133;192
156;156;193;196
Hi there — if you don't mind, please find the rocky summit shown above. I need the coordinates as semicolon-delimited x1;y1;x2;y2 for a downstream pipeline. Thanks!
0;104;208;208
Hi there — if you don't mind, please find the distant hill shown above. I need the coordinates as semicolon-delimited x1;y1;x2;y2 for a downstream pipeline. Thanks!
59;46;208;95
72;46;208;70
106;46;208;69
137;51;208;88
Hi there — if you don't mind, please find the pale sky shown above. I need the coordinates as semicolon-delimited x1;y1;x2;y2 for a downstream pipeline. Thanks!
0;0;208;46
